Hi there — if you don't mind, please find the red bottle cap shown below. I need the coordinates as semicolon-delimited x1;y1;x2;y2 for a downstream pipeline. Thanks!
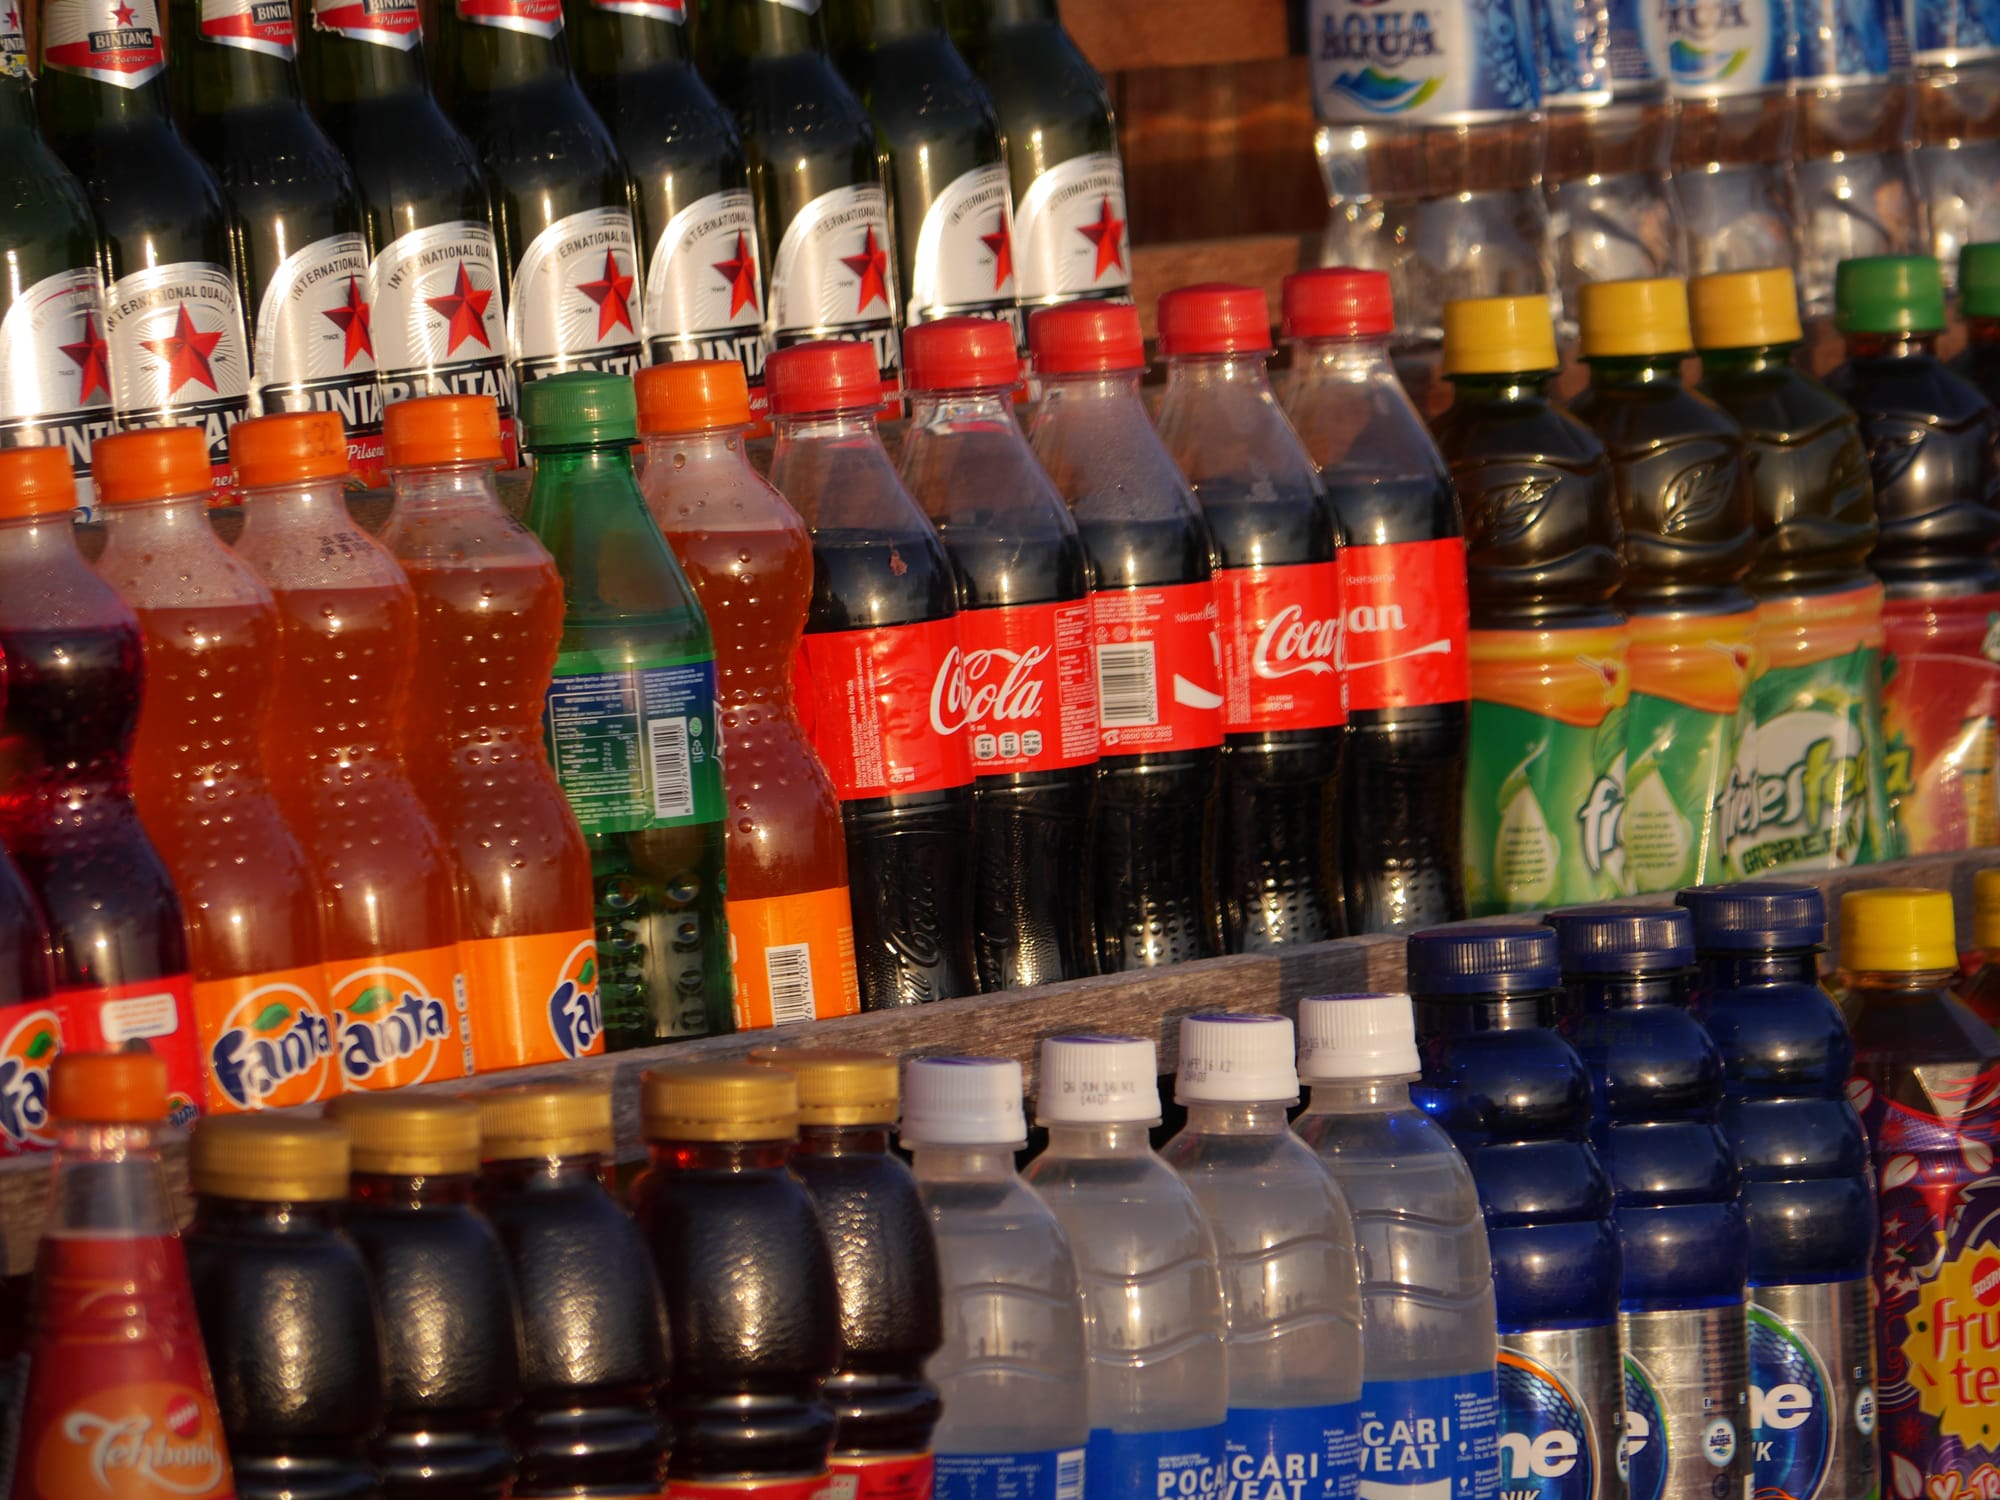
636;360;754;433
384;395;505;467
765;340;882;416
231;411;351;488
1029;302;1146;375
0;446;78;520
51;1050;169;1124
94;428;211;505
903;316;1020;391
1282;269;1395;340
1156;283;1273;356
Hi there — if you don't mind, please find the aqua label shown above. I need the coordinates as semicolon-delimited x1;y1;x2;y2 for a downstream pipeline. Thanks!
1309;0;1541;125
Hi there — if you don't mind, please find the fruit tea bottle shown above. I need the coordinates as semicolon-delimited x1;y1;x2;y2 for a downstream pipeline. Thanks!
1432;294;1629;914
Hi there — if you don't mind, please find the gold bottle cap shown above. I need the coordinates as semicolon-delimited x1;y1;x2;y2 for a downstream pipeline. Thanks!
326;1093;482;1175
478;1082;614;1160
191;1115;351;1202
1976;868;2000;952
1440;294;1558;376
641;1063;798;1143
747;1047;900;1126
1840;887;1957;974
1689;266;1804;350
1578;276;1694;359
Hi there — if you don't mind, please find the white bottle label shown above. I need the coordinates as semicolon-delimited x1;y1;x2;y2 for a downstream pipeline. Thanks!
250;230;381;434
0;2;31;76
1308;0;1541;124
198;0;294;57
643;186;765;378
766;181;900;374
40;0;164;88
1012;152;1130;307
309;0;420;50
589;0;684;17
105;259;250;466
907;161;1019;326
507;205;644;385
370;219;513;408
0;266;117;479
455;0;562;37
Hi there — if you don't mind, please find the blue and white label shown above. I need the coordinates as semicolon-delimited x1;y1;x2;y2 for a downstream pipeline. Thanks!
1496;1335;1618;1500
938;1448;1087;1500
1308;0;1540;126
1640;0;1790;97
1607;0;1663;82
1539;0;1614;103
1086;1426;1227;1500
1747;1282;1878;1500
1791;0;1905;81
1622;1357;1667;1500
1908;0;2000;62
1355;1372;1501;1500
1225;1403;1361;1500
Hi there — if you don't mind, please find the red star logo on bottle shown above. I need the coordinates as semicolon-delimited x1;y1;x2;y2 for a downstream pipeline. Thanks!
577;250;635;340
712;231;759;318
141;304;223;394
425;262;494;355
841;224;891;315
60;311;110;403
110;1;135;24
980;212;1013;293
1077;195;1126;282
322;274;373;366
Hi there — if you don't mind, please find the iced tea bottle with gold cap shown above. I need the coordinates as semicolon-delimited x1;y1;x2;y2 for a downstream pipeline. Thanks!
183;1115;384;1500
1432;295;1630;913
1569;276;1759;894
630;1062;841;1500
229;411;469;1091
92;426;337;1117
1689;266;1894;876
380;395;603;1073
1957;867;2000;1025
10;1051;233;1500
748;1048;943;1499
1843;887;2000;1500
637;360;861;1031
327;1092;520;1500
475;1082;669;1496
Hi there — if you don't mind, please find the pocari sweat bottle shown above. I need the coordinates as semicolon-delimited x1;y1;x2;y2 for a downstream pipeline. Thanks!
1409;925;1627;1500
903;1057;1090;1500
1295;994;1501;1500
1023;1036;1228;1500
1160;1015;1365;1500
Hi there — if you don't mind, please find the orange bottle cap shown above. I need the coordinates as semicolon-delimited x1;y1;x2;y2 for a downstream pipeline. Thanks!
94;427;213;506
230;411;350;489
383;394;505;467
636;360;753;433
51;1050;170;1123
0;446;78;520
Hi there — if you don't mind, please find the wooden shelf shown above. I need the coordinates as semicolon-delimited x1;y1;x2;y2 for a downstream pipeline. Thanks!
1065;0;1299;73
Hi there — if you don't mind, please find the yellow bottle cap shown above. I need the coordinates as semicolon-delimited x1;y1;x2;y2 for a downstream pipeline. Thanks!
1689;267;1804;351
327;1094;482;1176
747;1047;900;1126
641;1063;799;1143
478;1082;614;1161
191;1116;351;1203
1976;868;2000;951
1840;887;1957;973
1441;295;1559;377
1579;277;1694;358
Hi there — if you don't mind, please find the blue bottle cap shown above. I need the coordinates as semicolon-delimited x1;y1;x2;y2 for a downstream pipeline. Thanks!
1544;904;1695;975
1674;882;1826;953
1405;925;1561;996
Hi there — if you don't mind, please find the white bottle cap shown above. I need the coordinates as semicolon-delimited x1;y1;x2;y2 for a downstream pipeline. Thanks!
1296;994;1422;1082
1176;1013;1299;1103
900;1058;1027;1147
1036;1035;1161;1125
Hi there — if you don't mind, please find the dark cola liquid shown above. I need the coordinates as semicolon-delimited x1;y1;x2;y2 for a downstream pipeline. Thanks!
184;1198;384;1500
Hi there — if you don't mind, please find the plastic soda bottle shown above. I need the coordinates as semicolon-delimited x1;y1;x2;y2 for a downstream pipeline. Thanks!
1689;266;1895;876
0;807;55;1157
379;395;603;1072
1432;295;1629;913
900;1056;1090;1500
0;446;202;1116
1963;866;2000;1024
91;426;335;1117
1842;887;2000;1500
9;1052;233;1500
1160;1015;1365;1500
1570;276;1759;893
1676;883;1879;1500
228;411;469;1091
637;359;862;1029
520;372;734;1043
1913;36;2000;282
1951;240;2000;404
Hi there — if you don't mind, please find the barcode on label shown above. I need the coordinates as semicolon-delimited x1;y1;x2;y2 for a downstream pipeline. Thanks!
1095;641;1157;727
766;943;815;1026
1055;1448;1085;1500
648;716;694;819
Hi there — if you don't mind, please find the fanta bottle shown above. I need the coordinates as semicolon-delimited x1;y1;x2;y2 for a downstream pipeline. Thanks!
637;359;862;1031
91;426;337;1117
0;844;56;1156
379;395;603;1073
228;412;469;1092
0;446;201;1119
10;1051;233;1500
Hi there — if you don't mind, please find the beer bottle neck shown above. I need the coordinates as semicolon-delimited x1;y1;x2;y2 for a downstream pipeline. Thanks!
299;23;436;108
437;4;575;96
710;0;829;60
0;68;36;131
37;0;177;136
171;0;308;118
980;0;1058;25
833;0;945;43
572;0;694;75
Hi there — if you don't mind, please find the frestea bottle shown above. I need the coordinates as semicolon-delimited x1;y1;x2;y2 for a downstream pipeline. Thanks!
1160;1015;1364;1500
1677;883;1878;1500
1843;887;2000;1500
1022;1036;1228;1500
1295;993;1500;1500
1547;905;1750;1500
1407;926;1626;1500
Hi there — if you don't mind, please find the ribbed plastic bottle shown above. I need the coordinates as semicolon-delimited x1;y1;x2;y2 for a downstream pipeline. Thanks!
1294;993;1500;1500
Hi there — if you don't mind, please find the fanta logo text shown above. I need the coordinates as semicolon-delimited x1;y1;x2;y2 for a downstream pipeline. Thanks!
1253;604;1339;679
1360;1415;1451;1471
0;1054;52;1146
1499;1429;1580;1479
339;990;448;1081
211;1007;333;1109
546;976;602;1060
1318;7;1439;65
60;1407;224;1493
1656;0;1748;37
1226;1449;1320;1500
1579;774;1624;874
934;644;1047;729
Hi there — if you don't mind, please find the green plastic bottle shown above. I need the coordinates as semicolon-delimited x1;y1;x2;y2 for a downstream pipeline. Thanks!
520;373;733;1045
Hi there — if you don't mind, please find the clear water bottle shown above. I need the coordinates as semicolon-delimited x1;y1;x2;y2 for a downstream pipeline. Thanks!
1911;12;2000;284
1294;995;1501;1500
1023;1036;1228;1500
1159;1015;1365;1500
902;1057;1090;1500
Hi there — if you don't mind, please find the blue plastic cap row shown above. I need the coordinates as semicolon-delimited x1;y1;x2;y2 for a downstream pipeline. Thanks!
1544;903;1695;974
1404;924;1560;995
1674;881;1826;952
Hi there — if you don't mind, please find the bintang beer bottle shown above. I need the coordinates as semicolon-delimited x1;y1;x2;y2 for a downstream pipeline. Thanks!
943;0;1130;311
829;0;1022;341
566;0;767;389
432;0;645;390
38;0;252;487
171;0;386;483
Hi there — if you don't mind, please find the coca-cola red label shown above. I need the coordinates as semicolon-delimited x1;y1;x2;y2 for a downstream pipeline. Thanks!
798;616;974;800
951;600;1098;775
1339;538;1470;711
1216;560;1345;732
1089;581;1224;755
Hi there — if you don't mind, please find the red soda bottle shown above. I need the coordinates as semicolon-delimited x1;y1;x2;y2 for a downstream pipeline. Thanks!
0;447;201;1120
10;1049;234;1500
0;650;56;1154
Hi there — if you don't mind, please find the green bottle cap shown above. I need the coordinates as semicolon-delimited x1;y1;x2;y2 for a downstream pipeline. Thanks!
1961;243;2000;319
520;372;638;449
1834;255;1946;334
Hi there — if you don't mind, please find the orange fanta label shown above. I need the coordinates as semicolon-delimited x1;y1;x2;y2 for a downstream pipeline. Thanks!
0;1004;61;1156
728;886;861;1031
195;965;340;1114
460;929;603;1071
329;945;468;1090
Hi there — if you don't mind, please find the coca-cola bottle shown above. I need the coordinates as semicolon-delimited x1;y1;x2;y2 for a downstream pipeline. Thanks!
1027;301;1221;971
899;315;1094;990
767;339;976;1009
1155;282;1344;949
